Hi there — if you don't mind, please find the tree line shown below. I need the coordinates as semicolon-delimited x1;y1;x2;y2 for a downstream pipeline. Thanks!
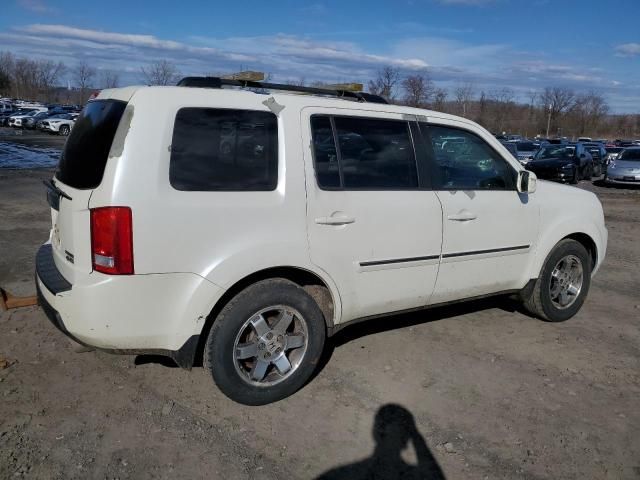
0;52;637;139
367;66;637;139
0;52;180;105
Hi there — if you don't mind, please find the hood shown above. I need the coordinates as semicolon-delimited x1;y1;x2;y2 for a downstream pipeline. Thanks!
529;158;576;168
609;160;640;170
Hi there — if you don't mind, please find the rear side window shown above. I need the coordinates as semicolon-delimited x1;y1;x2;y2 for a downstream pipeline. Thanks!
310;115;418;190
56;100;127;189
170;108;278;191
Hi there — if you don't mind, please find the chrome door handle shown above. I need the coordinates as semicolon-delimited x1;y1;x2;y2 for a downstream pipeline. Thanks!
315;216;356;226
447;211;477;221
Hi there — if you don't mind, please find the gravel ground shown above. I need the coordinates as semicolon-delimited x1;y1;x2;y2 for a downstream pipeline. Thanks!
0;166;639;479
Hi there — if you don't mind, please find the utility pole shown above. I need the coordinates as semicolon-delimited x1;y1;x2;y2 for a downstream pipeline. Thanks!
546;105;552;138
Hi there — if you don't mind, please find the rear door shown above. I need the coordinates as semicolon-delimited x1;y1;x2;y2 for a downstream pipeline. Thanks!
47;99;129;283
302;108;443;323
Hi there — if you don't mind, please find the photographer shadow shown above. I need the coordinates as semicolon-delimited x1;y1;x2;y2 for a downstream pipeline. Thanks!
316;404;445;480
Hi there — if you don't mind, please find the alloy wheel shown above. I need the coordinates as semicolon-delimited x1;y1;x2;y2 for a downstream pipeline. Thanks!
549;254;584;309
232;305;308;387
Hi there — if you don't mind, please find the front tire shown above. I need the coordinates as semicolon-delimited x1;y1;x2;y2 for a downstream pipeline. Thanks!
204;279;326;405
523;239;591;322
570;168;579;184
59;125;70;136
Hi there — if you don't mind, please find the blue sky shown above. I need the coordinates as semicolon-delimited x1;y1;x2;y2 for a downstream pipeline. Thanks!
1;0;639;112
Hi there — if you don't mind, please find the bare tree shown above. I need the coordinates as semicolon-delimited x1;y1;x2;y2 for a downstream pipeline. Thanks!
37;60;66;102
73;60;96;104
454;82;475;117
432;88;448;112
570;91;609;135
100;70;120;89
0;51;14;94
539;86;575;134
368;66;400;100
140;60;180;86
489;88;515;132
402;72;435;107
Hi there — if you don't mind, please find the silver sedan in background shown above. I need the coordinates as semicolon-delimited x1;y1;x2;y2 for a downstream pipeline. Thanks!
604;147;640;185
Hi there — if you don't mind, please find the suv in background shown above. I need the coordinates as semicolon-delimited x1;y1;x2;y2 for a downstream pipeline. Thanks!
36;79;607;405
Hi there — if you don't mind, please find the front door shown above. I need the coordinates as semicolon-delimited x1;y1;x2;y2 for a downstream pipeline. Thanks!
302;109;443;323
420;120;539;304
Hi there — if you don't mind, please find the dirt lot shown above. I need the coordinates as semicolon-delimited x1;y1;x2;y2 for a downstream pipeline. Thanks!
1;165;639;479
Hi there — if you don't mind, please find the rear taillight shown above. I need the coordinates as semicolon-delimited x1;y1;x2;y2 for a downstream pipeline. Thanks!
90;207;134;275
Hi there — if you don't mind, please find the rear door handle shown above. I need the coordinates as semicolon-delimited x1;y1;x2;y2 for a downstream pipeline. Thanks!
447;211;477;222
315;215;356;226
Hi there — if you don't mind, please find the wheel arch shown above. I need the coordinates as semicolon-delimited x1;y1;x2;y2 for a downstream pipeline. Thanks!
530;228;599;281
563;232;597;270
193;265;340;367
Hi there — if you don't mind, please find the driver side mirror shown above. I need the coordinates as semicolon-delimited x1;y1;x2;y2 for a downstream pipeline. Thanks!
517;170;537;194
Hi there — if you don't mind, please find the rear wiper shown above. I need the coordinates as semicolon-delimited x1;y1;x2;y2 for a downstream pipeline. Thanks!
43;179;72;201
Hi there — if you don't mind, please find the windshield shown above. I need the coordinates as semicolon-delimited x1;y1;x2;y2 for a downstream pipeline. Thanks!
535;145;575;160
606;147;623;153
618;149;640;161
516;142;536;151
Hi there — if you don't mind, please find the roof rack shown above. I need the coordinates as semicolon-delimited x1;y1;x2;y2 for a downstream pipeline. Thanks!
176;76;388;105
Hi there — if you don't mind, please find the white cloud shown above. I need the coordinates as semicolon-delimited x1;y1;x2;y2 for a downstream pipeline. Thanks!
615;43;640;57
1;22;637;111
16;0;53;13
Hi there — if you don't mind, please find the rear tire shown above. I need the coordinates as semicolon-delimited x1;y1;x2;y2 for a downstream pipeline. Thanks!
584;164;593;180
59;125;70;136
523;239;591;322
204;279;326;405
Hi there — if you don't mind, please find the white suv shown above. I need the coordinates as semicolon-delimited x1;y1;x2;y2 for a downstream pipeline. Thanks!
36;78;607;405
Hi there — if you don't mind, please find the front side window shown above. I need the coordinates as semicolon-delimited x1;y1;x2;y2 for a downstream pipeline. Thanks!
170;108;278;191
310;115;418;189
426;125;515;190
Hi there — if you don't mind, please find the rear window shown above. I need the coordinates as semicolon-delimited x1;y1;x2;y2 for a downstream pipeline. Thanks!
169;108;278;191
56;100;127;189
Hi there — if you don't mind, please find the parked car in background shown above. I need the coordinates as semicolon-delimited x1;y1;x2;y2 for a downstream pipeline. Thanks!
526;143;593;184
577;137;592;142
582;143;606;176
604;147;640;185
8;107;48;128
514;141;539;165
40;113;76;135
548;138;569;145
604;146;624;163
0;111;14;126
22;111;51;130
0;101;13;114
500;141;518;159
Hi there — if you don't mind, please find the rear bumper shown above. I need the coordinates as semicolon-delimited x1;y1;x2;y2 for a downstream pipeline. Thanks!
35;243;224;367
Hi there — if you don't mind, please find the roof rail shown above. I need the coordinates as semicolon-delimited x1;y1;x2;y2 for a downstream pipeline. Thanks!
176;76;388;105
